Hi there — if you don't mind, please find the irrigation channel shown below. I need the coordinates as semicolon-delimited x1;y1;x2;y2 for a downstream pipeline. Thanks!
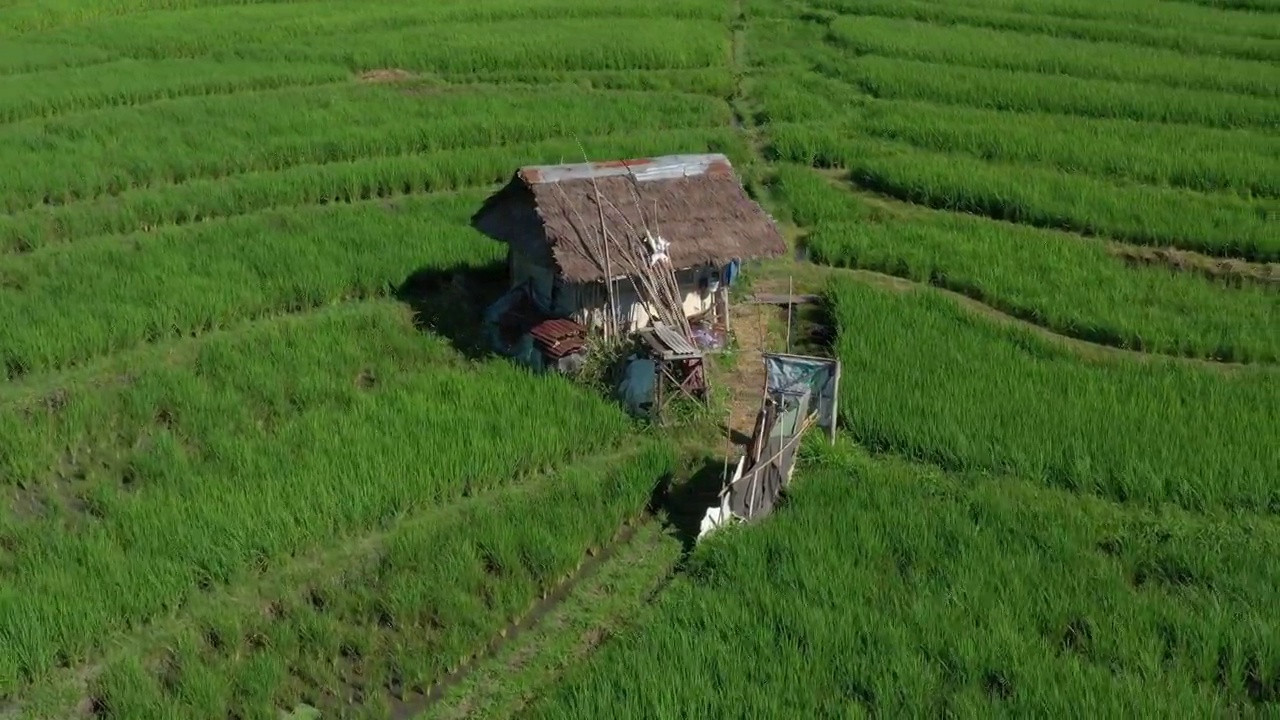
381;510;681;719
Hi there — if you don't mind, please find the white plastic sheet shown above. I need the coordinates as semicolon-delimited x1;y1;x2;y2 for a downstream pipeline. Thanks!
698;456;744;542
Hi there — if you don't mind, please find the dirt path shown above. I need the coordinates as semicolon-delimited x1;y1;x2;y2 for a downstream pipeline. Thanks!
1108;244;1280;286
723;301;774;444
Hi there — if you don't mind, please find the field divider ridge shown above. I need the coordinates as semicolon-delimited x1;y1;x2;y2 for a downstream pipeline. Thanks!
0;296;417;407
827;265;1264;370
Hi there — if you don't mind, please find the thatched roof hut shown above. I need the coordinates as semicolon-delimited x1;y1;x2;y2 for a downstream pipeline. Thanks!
473;154;786;282
472;153;786;333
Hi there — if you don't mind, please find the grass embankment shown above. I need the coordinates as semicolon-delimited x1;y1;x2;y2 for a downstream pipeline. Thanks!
418;521;684;720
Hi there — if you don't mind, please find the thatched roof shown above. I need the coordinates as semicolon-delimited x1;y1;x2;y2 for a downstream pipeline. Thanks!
471;154;786;284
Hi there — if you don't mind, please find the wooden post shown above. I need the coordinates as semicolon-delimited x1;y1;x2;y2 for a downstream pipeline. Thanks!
722;284;731;335
785;275;794;354
828;361;841;445
653;359;663;424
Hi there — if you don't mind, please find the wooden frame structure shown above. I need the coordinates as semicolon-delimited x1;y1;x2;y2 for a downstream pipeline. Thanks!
703;351;840;532
637;323;709;421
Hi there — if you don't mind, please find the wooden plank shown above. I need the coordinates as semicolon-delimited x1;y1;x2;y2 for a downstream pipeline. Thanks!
745;293;820;306
763;350;835;365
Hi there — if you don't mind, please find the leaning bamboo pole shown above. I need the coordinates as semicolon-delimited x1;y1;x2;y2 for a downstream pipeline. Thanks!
598;193;692;340
549;184;652;336
576;138;617;341
538;149;697;344
624;176;694;341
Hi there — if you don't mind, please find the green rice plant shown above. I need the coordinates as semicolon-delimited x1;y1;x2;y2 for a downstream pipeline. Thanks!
524;445;1280;718
1179;0;1280;9
72;442;676;718
745;17;832;69
0;127;750;252
805;0;1280;62
764;165;876;226
35;15;728;73
421;0;725;22
0;300;652;693
0;85;732;211
929;0;1280;38
442;67;735;97
830;99;1280;199
806;218;1280;363
767;128;1280;261
749;69;872;124
826;15;1280;97
6;0;726;37
821;55;1280;131
824;279;1280;511
0;192;498;375
0;59;349;123
0;0;320;34
766;167;1280;363
0;39;115;75
752;83;1278;199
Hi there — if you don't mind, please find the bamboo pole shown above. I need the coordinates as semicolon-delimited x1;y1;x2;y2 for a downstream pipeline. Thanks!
576;138;617;342
549;184;650;337
785;275;793;354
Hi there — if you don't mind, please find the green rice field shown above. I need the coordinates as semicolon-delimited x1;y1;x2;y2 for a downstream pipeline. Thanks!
0;0;1276;717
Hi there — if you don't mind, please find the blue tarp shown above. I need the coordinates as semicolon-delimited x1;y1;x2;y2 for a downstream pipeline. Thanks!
763;353;839;432
617;355;656;417
723;257;741;287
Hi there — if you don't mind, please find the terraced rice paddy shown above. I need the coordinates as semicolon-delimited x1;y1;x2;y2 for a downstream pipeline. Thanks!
0;0;1276;717
525;444;1280;718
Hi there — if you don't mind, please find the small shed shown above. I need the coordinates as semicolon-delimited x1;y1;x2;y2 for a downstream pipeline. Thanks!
471;153;787;336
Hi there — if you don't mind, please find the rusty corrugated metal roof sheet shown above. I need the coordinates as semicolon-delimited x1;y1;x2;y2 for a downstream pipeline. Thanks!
517;154;734;186
529;318;588;358
530;318;586;342
541;337;586;359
